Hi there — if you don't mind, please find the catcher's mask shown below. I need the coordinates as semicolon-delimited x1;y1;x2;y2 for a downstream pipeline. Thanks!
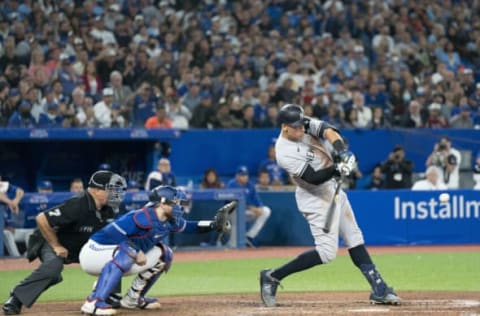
172;189;190;217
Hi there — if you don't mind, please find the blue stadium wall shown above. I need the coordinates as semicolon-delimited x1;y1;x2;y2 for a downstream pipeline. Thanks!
0;128;478;191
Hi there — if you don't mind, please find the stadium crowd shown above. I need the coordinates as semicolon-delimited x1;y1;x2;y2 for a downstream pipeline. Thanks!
0;0;480;130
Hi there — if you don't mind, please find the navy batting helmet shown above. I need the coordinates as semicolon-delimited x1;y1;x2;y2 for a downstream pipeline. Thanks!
148;185;179;206
277;104;305;127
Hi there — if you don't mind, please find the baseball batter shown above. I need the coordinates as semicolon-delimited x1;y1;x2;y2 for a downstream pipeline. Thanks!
259;104;401;307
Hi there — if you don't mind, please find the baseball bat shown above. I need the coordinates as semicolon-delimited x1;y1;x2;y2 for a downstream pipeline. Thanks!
322;178;343;234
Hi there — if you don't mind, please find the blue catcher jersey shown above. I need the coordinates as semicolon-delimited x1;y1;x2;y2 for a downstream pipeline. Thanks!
91;207;186;253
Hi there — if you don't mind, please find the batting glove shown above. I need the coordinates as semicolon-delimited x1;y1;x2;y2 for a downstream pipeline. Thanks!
336;150;356;176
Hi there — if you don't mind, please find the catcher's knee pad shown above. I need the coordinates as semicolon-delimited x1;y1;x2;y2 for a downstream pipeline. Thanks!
315;244;337;264
113;241;137;272
157;243;173;272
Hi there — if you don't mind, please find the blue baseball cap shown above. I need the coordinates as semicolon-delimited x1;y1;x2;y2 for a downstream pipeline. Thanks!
19;100;31;109
236;165;249;175
38;180;53;190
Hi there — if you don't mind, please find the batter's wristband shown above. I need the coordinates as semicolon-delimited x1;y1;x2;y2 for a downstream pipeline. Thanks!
332;139;345;152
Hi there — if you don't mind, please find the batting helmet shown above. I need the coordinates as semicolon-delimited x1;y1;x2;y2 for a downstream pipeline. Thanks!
148;185;179;206
277;104;305;127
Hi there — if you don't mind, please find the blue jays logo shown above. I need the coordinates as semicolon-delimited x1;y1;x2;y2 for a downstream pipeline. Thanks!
306;150;314;162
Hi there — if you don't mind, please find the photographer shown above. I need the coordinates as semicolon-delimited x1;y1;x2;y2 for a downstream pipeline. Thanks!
425;136;461;189
381;145;414;189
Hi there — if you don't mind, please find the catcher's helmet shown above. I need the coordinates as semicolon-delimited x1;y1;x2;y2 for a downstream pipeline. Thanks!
148;185;179;206
278;104;305;127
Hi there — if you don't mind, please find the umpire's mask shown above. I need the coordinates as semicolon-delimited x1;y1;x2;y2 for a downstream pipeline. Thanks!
105;173;127;209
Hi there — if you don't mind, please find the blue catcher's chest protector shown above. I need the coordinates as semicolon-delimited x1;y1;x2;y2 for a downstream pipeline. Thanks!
92;207;186;253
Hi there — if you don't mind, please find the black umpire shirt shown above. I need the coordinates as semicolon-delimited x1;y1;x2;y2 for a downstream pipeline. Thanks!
43;191;116;263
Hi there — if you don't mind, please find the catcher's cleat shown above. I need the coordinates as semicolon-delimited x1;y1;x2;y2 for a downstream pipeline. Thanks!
369;287;401;305
2;294;22;315
81;297;117;315
259;269;281;307
105;293;122;309
120;295;161;309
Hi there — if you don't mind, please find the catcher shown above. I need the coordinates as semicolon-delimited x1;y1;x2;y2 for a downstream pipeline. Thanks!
79;185;235;315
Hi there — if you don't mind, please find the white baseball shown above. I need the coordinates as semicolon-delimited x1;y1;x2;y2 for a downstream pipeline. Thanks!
439;193;450;203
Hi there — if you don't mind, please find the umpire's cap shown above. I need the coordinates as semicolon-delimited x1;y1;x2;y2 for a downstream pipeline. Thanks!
88;170;114;190
278;104;305;127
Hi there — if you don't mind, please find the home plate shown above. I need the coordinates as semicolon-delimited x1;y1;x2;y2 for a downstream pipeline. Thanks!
348;307;390;313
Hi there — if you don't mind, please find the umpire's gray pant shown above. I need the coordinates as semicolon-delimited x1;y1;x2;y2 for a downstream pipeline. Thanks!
12;243;64;307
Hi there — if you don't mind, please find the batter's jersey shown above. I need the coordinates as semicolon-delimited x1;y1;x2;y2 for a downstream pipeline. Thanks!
275;133;336;209
91;207;186;253
43;191;116;263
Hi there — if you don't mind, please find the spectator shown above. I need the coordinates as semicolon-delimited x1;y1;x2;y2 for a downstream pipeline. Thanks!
226;165;271;247
145;158;176;191
109;70;133;119
400;100;424;128
1;87;20;126
165;96;192;130
0;175;24;257
380;145;414;189
8;100;36;128
366;165;384;190
260;104;280;128
70;178;84;193
258;144;289;186
144;104;173;129
93;87;125;128
412;166;447;190
37;102;65;128
131;82;157;127
425;103;449;128
37;180;53;193
190;91;215;128
367;107;391;129
200;168;224;189
82;61;103;101
450;105;473;128
425;136;461;189
350;91;372;127
256;169;272;191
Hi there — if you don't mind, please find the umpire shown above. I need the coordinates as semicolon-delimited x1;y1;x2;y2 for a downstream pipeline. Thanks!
2;170;126;315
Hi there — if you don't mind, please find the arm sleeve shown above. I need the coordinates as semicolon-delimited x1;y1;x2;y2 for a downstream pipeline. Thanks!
300;165;338;185
307;119;340;139
182;220;214;234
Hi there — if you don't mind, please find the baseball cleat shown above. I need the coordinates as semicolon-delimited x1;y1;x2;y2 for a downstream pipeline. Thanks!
369;287;401;305
260;269;281;307
2;294;22;315
120;295;161;309
81;298;117;315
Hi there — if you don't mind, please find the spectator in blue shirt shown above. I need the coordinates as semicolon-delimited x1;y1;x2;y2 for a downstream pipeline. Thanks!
258;144;289;186
226;165;271;247
37;102;65;127
7;100;36;128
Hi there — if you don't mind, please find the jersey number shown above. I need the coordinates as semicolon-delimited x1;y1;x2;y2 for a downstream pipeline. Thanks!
48;208;62;217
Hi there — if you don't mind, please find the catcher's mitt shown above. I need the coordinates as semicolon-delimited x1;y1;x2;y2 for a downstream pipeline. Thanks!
213;201;237;233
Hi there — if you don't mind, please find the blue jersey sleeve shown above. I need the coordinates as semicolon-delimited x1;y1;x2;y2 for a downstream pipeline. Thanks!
247;182;263;207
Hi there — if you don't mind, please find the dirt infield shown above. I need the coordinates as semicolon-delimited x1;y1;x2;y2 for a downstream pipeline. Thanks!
11;292;480;315
1;245;480;315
